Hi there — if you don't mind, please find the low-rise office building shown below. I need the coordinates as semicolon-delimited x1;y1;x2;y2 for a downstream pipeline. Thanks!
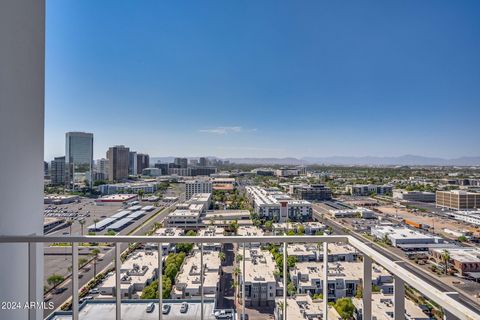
328;207;376;219
436;190;480;210
94;194;138;206
346;184;393;196
393;190;436;202
430;247;480;276
98;182;157;195
44;195;79;204
371;226;444;248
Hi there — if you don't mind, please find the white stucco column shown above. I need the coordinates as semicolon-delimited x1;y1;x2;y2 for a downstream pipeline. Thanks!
0;1;45;320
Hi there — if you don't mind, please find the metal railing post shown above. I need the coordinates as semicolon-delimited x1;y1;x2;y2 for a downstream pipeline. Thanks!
72;242;79;320
115;243;121;320
28;242;38;320
283;241;287;320
363;256;372;320
394;275;405;320
158;243;163;320
242;242;246;320
323;242;328;320
200;243;204;320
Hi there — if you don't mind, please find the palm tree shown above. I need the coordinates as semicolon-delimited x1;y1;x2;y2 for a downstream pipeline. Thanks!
218;252;226;263
441;250;450;275
93;218;99;231
66;219;73;235
79;219;85;236
90;248;101;278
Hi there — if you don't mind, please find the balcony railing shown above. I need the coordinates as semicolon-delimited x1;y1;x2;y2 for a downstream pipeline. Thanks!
0;234;478;320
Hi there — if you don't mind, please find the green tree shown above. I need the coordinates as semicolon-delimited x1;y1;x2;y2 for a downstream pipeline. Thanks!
106;230;116;236
458;236;467;242
334;298;355;319
297;225;305;235
312;293;323;300
141;277;172;299
165;264;179;282
265;220;273;231
47;274;64;287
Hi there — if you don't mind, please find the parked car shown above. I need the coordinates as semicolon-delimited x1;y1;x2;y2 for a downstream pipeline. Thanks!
162;304;171;314
146;302;155;313
180;302;188;313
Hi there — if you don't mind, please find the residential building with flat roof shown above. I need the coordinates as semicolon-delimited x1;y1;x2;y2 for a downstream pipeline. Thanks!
245;186;312;222
291;184;332;201
353;293;430;320
172;249;221;300
274;295;342;320
241;247;282;307
99;250;158;298
290;261;393;299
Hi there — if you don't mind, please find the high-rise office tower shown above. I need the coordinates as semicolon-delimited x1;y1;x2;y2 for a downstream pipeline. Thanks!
199;157;208;167
129;151;137;175
136;153;150;174
94;158;109;181
174;157;188;168
106;145;130;181
50;156;66;185
65;132;93;188
43;161;49;178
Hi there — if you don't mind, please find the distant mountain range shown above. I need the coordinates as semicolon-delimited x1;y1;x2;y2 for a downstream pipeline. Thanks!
151;155;480;166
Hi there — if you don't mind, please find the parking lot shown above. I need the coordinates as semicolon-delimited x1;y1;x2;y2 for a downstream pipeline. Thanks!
50;301;217;320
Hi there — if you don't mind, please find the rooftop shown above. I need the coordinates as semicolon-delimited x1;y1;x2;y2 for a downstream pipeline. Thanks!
244;248;277;283
353;293;430;320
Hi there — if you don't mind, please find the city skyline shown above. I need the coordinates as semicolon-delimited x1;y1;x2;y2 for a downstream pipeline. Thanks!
45;1;480;160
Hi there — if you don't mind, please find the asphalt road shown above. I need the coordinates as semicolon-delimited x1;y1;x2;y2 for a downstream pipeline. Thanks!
43;202;177;318
312;204;480;314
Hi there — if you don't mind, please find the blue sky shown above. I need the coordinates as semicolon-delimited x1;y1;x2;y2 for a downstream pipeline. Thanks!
45;1;480;160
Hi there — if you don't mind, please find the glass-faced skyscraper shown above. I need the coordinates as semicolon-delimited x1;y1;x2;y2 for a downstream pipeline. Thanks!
65;132;94;188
